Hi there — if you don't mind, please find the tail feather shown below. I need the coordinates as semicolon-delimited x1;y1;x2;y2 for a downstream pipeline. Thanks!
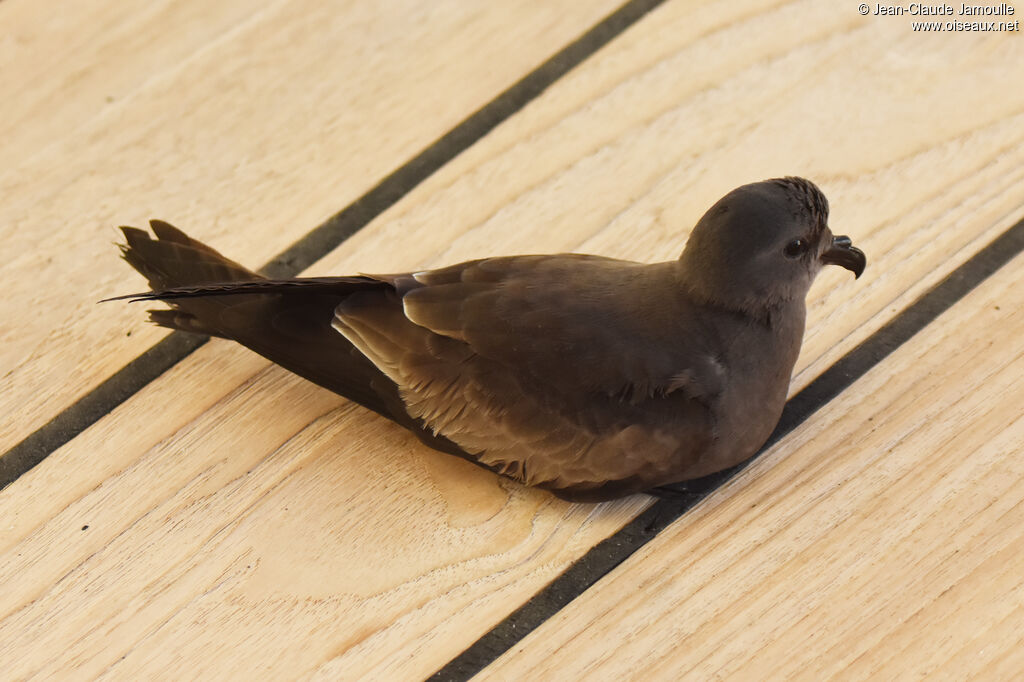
112;221;394;409
110;221;470;459
146;309;220;337
104;275;385;303
119;221;259;291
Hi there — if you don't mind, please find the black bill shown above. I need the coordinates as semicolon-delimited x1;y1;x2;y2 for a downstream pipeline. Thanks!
821;235;866;279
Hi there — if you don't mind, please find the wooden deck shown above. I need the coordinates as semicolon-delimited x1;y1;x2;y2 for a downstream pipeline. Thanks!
2;0;1022;679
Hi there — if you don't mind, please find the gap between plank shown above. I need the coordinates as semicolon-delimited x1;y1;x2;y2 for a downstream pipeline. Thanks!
0;0;670;490
429;216;1024;681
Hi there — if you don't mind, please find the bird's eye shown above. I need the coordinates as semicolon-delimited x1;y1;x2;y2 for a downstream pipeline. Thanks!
784;238;808;258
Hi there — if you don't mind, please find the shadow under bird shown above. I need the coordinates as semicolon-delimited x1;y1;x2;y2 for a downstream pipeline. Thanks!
107;177;865;502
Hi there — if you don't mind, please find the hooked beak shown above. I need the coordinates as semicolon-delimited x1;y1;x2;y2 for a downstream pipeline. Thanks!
821;234;866;279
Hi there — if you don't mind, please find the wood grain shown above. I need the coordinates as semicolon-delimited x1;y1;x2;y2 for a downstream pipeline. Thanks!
478;251;1024;682
0;0;624;449
0;345;650;679
2;0;1023;678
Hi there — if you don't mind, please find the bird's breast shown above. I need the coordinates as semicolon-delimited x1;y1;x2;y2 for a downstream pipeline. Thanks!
694;304;805;476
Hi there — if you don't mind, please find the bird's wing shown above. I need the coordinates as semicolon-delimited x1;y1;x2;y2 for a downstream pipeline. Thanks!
335;255;722;500
395;255;725;402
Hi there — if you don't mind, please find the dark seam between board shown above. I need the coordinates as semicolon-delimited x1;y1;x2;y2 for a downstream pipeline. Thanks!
0;0;671;490
429;215;1024;681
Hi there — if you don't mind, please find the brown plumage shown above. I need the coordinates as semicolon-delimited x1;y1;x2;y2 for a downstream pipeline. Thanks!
109;178;865;502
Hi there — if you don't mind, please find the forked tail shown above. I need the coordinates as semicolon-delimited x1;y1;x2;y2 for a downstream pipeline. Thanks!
108;221;467;460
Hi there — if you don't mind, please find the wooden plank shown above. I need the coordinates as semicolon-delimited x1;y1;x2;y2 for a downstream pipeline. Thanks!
2;0;1023;678
0;352;650;679
477;249;1024;680
0;0;624;449
0;0;270;171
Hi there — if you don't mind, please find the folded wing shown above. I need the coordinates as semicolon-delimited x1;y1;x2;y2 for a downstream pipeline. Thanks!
337;255;721;500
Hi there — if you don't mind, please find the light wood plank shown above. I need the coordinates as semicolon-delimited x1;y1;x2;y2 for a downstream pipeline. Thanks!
478;250;1024;681
2;0;1023;678
0;355;649;679
0;0;624;448
0;0;270;171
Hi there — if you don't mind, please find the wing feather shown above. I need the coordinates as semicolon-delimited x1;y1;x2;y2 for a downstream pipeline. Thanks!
335;255;721;500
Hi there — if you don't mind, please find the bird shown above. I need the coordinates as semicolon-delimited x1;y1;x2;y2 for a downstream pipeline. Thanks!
107;177;865;503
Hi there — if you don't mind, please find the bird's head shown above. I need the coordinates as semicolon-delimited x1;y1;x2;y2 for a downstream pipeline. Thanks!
678;177;865;313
